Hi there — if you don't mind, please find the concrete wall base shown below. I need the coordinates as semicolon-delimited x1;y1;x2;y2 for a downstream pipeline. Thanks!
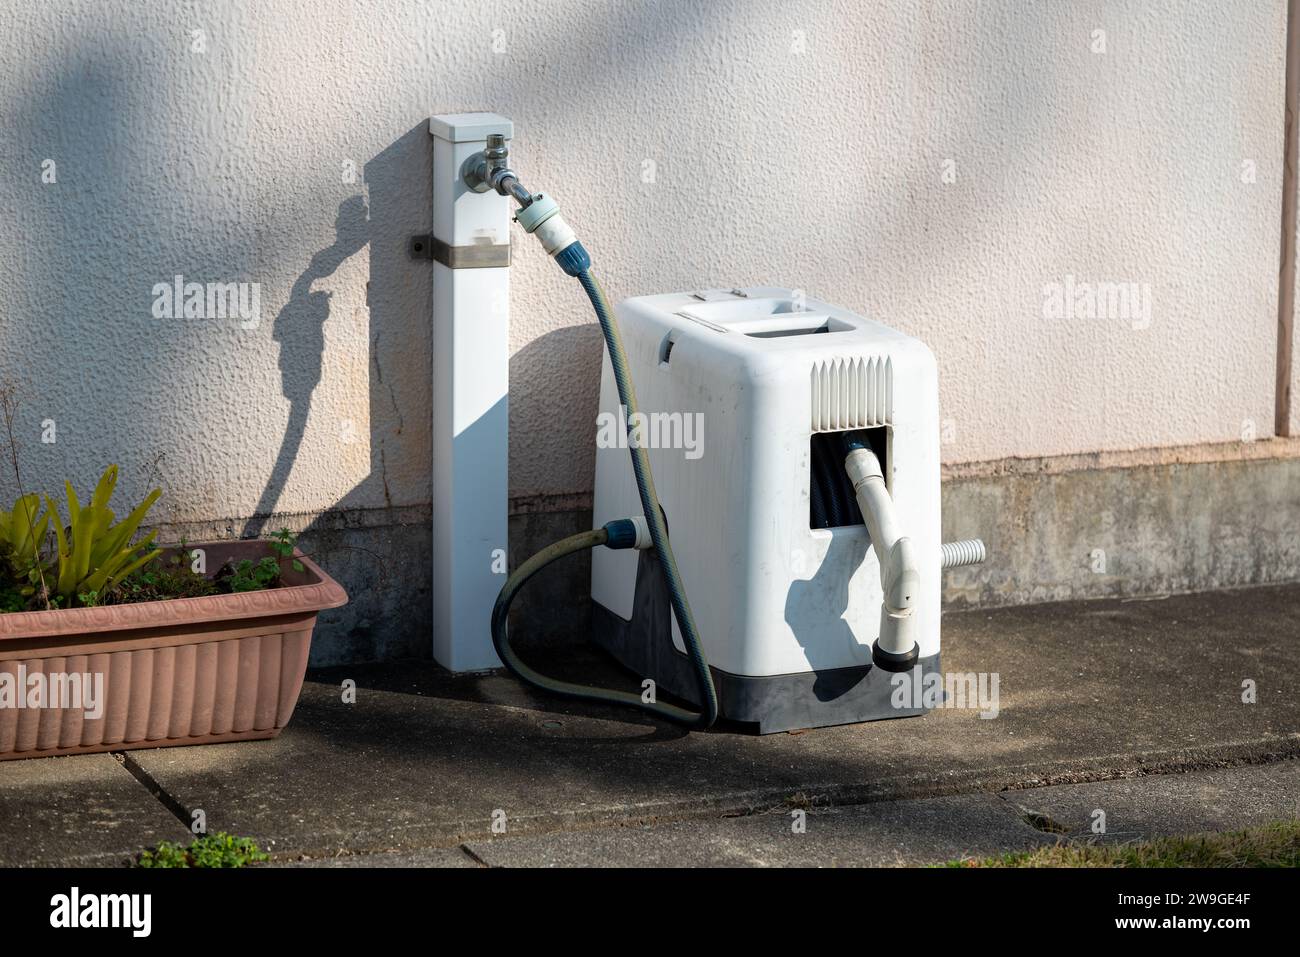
145;440;1300;665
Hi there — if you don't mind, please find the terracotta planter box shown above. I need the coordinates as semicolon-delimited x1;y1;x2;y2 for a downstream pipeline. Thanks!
0;541;346;760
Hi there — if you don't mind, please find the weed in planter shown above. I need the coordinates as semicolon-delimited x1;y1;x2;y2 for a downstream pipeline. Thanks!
214;528;304;593
118;539;220;603
224;555;282;592
135;832;269;868
269;527;305;571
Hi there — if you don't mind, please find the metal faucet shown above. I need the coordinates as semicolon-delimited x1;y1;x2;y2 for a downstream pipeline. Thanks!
462;134;534;208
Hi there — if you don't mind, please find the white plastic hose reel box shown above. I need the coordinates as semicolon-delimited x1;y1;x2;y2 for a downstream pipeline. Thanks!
590;287;942;732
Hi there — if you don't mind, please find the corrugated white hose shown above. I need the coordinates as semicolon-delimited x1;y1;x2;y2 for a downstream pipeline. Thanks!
941;539;986;568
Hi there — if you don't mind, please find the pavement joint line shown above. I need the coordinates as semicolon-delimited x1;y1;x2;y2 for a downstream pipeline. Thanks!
113;751;195;833
985;738;1300;793
458;845;489;867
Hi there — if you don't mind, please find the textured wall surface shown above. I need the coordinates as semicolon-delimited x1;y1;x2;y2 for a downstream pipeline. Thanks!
0;0;1288;525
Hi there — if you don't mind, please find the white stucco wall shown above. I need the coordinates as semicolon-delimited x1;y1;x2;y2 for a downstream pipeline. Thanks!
0;0;1288;522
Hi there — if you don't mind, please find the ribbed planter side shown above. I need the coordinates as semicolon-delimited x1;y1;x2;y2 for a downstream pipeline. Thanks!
0;544;346;760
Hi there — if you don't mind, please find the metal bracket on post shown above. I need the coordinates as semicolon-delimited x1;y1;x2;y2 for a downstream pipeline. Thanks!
410;234;512;268
429;112;514;673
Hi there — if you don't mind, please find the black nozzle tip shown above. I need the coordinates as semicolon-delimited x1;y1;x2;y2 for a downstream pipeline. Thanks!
872;641;920;673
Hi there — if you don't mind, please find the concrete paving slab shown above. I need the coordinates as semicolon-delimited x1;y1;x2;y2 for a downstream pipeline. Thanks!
1002;758;1300;842
263;760;1300;867
114;583;1300;860
465;793;1052;867
0;753;192;867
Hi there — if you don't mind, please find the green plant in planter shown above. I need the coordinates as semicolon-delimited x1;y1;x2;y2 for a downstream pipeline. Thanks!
0;493;50;602
0;545;29;612
120;540;220;603
45;465;163;607
228;555;283;592
223;528;304;592
0;469;302;614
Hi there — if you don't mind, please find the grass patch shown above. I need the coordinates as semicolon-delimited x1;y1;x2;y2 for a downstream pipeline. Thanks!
951;819;1300;868
135;832;269;868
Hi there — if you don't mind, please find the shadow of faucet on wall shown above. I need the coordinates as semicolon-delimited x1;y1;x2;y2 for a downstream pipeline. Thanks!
241;123;434;664
245;195;370;539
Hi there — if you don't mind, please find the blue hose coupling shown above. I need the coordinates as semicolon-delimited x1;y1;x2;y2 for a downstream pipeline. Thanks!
554;240;591;276
838;430;869;456
602;516;652;550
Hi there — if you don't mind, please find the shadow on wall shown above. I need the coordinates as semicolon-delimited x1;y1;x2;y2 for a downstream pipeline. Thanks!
247;194;369;534
246;123;436;665
257;126;607;666
504;324;604;652
508;323;603;504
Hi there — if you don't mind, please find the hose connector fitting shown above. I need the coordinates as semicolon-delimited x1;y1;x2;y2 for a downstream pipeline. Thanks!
515;193;590;275
603;516;653;550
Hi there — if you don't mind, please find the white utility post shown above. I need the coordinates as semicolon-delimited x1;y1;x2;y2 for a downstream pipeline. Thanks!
429;112;512;672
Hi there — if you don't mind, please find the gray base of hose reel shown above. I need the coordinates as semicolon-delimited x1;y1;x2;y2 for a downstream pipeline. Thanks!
591;546;941;734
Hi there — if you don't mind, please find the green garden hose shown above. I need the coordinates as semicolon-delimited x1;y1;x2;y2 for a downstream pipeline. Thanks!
490;269;719;729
